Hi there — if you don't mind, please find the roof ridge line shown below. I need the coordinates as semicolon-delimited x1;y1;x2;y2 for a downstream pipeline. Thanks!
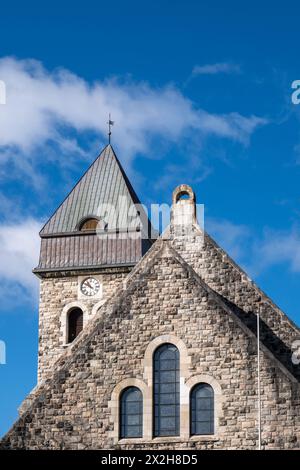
2;236;298;443
39;144;154;237
11;238;167;423
203;231;300;335
39;144;110;236
165;244;299;383
166;221;300;335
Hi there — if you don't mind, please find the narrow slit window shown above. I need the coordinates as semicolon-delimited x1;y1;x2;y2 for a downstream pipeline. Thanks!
67;308;83;343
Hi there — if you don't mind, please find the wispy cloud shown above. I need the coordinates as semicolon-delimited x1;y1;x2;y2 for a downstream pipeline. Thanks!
207;216;300;279
0;57;264;182
0;218;41;307
1;215;300;312
255;228;300;273
192;62;241;77
0;57;268;311
206;217;251;260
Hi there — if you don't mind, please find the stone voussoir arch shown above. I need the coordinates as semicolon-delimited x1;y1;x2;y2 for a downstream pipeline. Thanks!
109;377;151;442
60;301;89;346
143;334;192;440
143;334;191;385
185;373;223;438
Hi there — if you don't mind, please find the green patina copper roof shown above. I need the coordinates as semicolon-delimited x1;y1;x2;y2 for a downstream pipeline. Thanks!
40;145;145;236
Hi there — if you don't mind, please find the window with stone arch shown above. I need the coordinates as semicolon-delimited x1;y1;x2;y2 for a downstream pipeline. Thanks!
172;184;195;204
119;386;143;438
153;343;180;437
190;383;214;435
176;190;190;202
67;307;83;343
79;217;99;232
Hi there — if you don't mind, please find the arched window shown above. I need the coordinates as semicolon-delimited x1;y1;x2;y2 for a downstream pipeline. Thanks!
153;343;180;437
176;191;190;202
172;184;195;205
79;218;99;231
67;308;83;343
120;387;143;438
190;383;214;435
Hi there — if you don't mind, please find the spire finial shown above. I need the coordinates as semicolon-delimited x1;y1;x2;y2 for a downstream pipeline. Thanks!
107;113;114;144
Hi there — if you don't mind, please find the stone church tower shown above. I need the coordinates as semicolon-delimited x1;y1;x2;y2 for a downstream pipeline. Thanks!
1;144;299;450
32;144;153;383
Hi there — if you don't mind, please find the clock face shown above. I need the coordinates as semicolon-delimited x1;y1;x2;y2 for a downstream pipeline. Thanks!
81;277;100;296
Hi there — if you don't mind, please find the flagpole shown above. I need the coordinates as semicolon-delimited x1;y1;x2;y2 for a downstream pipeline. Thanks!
257;310;262;450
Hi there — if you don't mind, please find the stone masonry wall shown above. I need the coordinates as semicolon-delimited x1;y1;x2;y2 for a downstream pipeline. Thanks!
171;227;300;381
38;271;128;383
1;243;299;449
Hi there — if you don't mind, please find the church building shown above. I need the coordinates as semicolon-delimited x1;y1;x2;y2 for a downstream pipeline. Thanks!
1;144;299;450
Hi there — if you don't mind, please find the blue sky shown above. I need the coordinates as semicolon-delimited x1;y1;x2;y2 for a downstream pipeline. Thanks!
1;0;300;437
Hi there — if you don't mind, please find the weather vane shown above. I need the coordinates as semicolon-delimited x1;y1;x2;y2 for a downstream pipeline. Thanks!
107;113;114;144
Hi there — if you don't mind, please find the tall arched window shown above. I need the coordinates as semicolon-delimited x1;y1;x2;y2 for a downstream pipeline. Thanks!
67;308;83;343
120;387;143;438
153;343;180;437
190;383;214;435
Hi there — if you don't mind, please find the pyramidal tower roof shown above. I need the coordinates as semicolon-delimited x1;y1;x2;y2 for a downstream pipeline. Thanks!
41;144;143;236
35;145;154;275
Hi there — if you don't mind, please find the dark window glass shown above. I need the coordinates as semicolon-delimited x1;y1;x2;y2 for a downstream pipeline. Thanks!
67;308;83;343
190;383;214;435
153;343;180;437
120;387;143;438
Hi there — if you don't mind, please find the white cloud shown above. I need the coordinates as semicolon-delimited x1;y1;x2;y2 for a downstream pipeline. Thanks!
206;217;251;260
0;57;268;310
192;62;241;76
255;228;300;273
207;217;300;277
0;218;41;305
1;215;300;312
0;57;265;171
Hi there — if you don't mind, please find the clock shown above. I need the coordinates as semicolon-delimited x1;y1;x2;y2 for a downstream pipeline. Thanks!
80;277;100;297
